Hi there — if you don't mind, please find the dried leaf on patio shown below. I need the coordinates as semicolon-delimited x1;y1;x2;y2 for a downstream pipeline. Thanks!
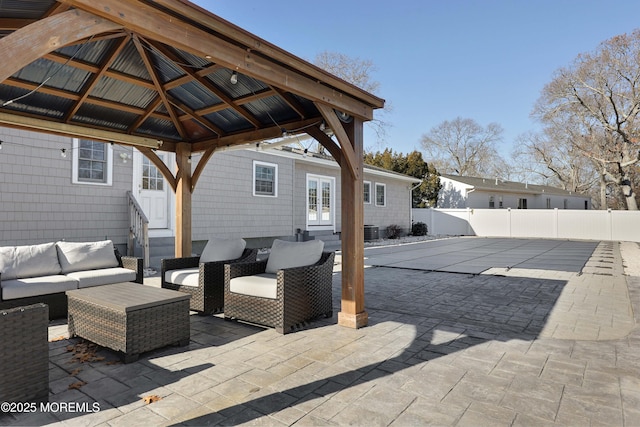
143;395;162;404
68;381;86;390
69;368;82;376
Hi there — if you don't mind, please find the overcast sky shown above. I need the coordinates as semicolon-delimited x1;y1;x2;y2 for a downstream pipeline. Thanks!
193;0;640;156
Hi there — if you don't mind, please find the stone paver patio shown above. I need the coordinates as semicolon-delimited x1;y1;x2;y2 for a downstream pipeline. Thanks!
1;237;639;426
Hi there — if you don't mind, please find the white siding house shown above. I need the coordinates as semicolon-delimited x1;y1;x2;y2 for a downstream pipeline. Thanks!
0;128;419;253
438;174;591;210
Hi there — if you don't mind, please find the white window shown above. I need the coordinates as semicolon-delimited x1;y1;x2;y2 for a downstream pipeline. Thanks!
489;196;495;209
363;181;371;204
72;139;113;186
253;161;278;197
498;196;503;208
546;198;551;209
375;183;386;207
564;199;568;209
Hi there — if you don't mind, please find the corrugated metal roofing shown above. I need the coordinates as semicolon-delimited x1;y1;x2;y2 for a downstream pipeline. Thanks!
0;0;383;151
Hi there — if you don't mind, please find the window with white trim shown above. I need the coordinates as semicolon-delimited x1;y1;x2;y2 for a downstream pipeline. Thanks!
253;161;278;197
489;196;495;208
375;183;386;207
363;181;371;204
72;139;113;186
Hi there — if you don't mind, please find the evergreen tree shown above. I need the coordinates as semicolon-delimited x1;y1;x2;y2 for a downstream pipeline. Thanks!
364;149;441;207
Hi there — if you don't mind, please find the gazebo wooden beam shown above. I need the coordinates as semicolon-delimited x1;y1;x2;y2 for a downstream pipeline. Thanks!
338;118;368;329
0;9;122;83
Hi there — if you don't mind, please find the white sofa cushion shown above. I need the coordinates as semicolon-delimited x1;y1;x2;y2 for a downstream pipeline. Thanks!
56;240;119;274
200;237;246;263
265;239;324;274
1;275;78;300
0;242;61;280
164;268;199;288
66;267;137;289
229;273;277;299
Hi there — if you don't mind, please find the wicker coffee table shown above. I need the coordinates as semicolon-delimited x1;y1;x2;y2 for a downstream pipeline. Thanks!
67;282;190;363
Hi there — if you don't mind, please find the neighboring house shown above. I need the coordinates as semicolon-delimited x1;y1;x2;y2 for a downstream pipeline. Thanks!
438;174;592;210
0;127;419;253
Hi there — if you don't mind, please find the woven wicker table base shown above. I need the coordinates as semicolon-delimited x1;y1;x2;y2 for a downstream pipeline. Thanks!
67;283;190;363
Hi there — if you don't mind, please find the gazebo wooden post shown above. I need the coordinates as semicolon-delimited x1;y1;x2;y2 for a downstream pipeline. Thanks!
338;118;368;329
175;142;192;257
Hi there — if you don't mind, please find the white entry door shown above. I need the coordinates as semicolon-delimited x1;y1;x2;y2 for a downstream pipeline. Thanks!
307;175;334;227
133;150;170;229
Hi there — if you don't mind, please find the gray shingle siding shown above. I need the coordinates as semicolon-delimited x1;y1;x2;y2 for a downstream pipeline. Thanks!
1;127;417;246
192;150;295;240
0;128;132;246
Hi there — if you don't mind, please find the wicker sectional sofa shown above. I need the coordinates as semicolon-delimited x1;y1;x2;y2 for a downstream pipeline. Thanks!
0;240;143;318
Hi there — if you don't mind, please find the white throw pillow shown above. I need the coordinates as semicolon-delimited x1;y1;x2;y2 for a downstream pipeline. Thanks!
56;240;119;274
199;238;246;263
0;242;62;280
265;239;324;274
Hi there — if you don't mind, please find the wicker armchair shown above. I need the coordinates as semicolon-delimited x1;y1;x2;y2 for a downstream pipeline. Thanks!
161;248;258;314
224;251;335;334
0;303;49;403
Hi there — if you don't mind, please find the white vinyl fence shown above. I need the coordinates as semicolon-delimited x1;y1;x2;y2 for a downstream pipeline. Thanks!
412;208;640;242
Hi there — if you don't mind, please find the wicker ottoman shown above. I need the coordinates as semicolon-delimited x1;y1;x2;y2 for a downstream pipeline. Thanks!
67;283;190;363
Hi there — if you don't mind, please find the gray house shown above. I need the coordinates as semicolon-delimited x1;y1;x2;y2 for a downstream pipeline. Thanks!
0;127;418;266
438;174;592;210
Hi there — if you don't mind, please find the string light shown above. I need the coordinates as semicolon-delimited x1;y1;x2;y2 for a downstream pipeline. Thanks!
230;71;238;85
60;148;67;158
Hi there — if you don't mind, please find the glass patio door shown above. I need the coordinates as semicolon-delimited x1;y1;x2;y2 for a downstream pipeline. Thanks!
307;175;334;227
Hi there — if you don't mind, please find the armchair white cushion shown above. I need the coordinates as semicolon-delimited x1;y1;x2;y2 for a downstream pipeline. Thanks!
200;238;246;263
265;239;324;274
164;268;199;288
229;273;277;299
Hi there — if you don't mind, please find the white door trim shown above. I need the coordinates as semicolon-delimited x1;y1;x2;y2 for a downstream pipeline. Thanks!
306;174;335;231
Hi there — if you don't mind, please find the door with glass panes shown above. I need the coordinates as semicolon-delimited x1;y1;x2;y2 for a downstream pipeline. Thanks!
134;150;169;229
307;175;334;227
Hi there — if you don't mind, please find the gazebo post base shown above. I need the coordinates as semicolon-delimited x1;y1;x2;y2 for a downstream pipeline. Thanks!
338;311;368;329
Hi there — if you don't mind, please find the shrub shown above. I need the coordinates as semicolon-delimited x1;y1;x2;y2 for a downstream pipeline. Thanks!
386;224;402;239
411;222;428;236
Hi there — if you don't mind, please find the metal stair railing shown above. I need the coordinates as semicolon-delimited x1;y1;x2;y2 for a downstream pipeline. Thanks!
127;191;150;272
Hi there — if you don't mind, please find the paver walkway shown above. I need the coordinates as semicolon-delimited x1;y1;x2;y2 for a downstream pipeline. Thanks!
1;237;639;426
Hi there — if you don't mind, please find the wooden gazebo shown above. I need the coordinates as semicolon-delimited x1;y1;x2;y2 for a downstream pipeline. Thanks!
0;0;384;329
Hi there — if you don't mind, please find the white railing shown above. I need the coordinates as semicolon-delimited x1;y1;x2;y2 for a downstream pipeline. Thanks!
127;191;150;269
412;208;640;243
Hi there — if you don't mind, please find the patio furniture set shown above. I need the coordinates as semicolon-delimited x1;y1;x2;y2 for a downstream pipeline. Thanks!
0;238;334;403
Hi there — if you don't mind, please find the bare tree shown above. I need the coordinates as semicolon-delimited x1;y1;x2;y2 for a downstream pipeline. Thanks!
533;30;640;210
511;129;600;204
313;51;391;148
420;117;504;177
